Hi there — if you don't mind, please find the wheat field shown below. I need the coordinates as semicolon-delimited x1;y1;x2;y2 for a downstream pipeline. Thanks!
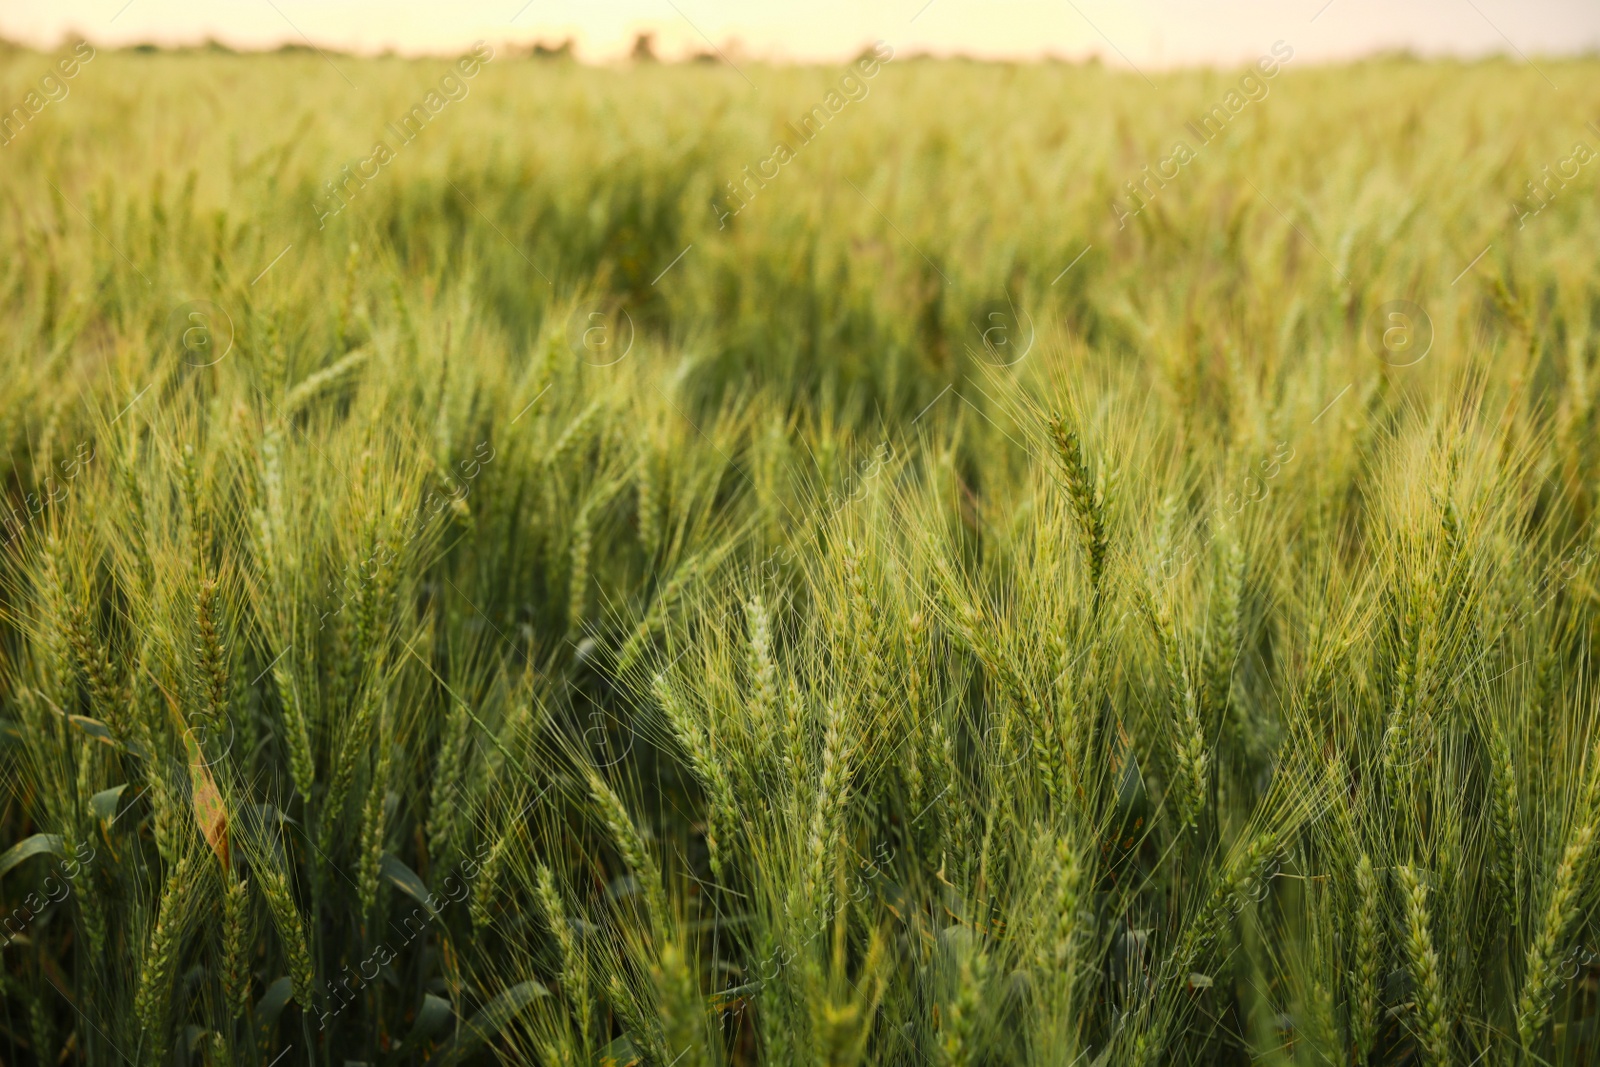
1;36;1599;1067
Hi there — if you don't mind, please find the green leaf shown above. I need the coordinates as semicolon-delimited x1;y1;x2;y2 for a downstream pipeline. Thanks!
67;714;118;746
428;980;548;1066
381;853;439;918
244;803;294;828
0;834;65;878
91;784;128;824
254;976;294;1052
402;992;452;1049
598;1035;643;1067
605;873;642;903
28;692;128;752
1115;750;1147;823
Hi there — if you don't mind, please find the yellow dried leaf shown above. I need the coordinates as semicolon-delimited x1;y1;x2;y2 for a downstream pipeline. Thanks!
181;726;230;870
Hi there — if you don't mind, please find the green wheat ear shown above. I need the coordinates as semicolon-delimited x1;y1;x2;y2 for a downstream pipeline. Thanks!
1347;853;1382;1063
257;858;315;1010
1047;411;1110;605
1516;802;1597;1051
221;872;254;1019
194;575;230;731
1398;865;1450;1066
544;863;599;1055
587;770;666;930
135;853;197;1059
471;826;511;931
655;674;737;880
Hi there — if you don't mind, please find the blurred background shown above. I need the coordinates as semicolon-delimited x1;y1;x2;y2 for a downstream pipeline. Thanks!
2;0;1599;67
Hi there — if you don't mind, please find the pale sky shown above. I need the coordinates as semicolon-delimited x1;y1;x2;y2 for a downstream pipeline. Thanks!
2;0;1597;68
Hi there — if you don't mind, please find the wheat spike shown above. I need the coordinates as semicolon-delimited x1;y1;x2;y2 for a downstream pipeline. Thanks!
135;854;196;1057
258;861;315;1010
357;733;392;921
427;699;473;866
222;873;253;1019
195;575;229;730
1346;853;1382;1063
1515;821;1595;1050
1047;412;1109;604
536;863;591;1048
470;825;510;931
588;771;665;930
568;503;592;637
1398;864;1450;1065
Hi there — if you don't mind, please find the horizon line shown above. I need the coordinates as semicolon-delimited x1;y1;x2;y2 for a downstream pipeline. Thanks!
3;31;1595;72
